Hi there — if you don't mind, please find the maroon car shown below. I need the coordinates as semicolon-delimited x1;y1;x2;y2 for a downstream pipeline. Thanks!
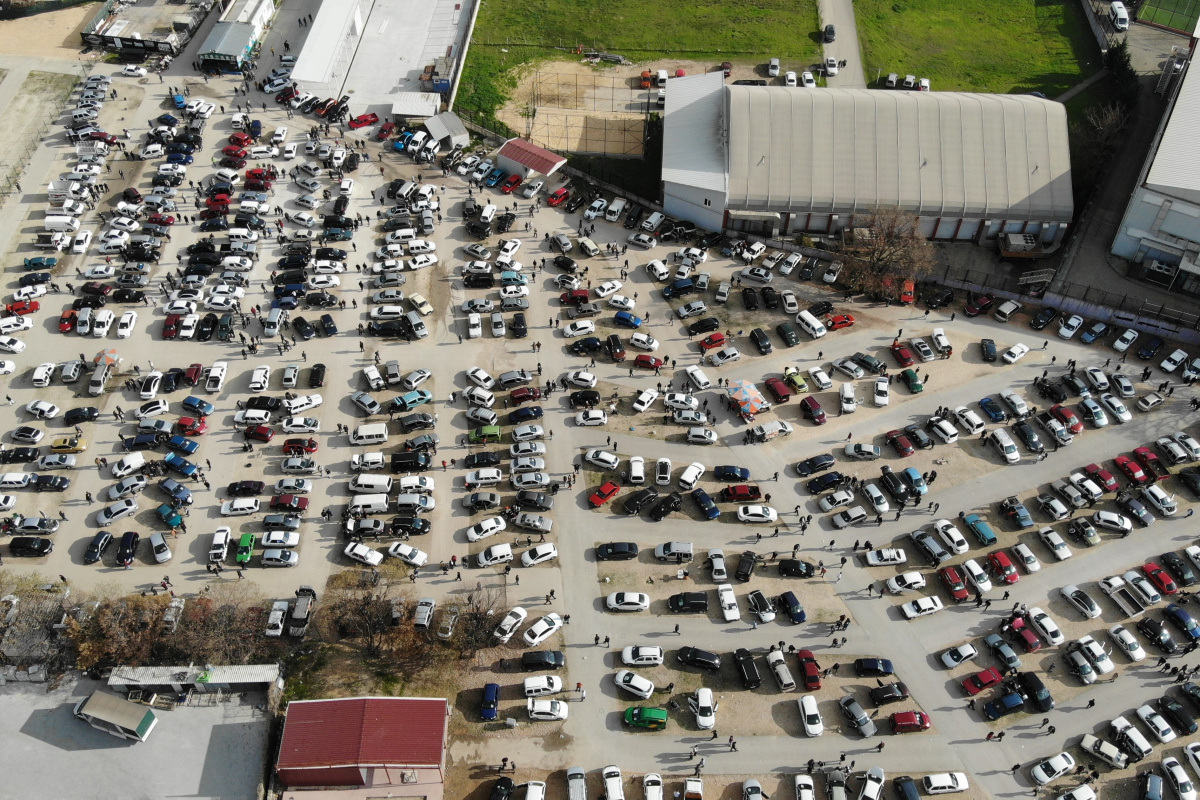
270;494;310;512
886;429;915;457
510;387;542;405
964;292;996;317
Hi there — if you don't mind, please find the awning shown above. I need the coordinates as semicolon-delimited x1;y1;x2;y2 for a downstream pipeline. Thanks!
726;380;770;415
726;210;781;221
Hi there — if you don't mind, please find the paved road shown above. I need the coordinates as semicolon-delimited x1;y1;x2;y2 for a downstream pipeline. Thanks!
819;0;868;88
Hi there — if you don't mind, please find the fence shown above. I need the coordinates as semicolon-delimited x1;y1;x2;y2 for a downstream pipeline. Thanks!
0;64;89;198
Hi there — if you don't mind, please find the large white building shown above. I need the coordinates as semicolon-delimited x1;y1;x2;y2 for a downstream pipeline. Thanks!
1111;64;1200;293
662;73;1074;245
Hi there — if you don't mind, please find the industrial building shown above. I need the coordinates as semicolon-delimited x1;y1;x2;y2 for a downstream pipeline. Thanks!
197;0;276;73
1111;64;1200;294
662;73;1074;246
80;0;211;57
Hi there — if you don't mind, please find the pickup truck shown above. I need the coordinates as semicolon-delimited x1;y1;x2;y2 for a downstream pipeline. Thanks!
1035;412;1074;447
684;779;704;800
1000;496;1034;529
1134;447;1170;482
1099;575;1147;618
35;232;69;251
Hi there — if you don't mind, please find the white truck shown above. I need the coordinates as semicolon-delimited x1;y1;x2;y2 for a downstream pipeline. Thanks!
75;141;110;156
47;180;87;202
684;779;703;800
35;232;69;250
1099;576;1147;618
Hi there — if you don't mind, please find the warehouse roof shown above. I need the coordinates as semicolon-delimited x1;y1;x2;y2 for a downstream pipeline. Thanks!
662;72;727;194
278;697;447;771
198;22;255;58
1145;64;1200;205
724;86;1073;222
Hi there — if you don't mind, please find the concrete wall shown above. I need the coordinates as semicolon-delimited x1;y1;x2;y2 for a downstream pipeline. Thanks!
663;181;724;232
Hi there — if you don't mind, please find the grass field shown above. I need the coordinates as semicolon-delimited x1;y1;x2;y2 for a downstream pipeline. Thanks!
855;0;1100;96
1139;0;1200;33
458;0;821;118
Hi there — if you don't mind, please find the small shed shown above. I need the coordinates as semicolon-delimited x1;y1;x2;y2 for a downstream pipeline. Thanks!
424;112;470;150
108;663;281;695
391;93;442;122
73;690;158;742
198;22;257;72
496;138;567;180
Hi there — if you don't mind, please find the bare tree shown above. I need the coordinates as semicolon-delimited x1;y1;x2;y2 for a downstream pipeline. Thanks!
453;585;508;657
839;209;936;297
317;577;408;658
64;595;166;670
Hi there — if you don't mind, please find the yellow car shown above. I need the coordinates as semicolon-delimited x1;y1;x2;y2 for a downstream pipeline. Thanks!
50;436;88;453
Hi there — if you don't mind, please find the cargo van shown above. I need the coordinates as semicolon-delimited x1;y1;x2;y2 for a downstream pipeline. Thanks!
263;307;285;337
88;362;110;395
1110;1;1130;29
44;215;80;233
110;452;146;479
479;204;497;224
406;310;428;338
605;198;628;222
350;422;389;446
795;310;827;339
349;474;393;494
396;180;419;201
348;493;391;515
394;493;435;514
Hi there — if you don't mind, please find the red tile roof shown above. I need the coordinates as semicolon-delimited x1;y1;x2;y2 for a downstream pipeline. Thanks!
498;138;566;176
278;697;447;771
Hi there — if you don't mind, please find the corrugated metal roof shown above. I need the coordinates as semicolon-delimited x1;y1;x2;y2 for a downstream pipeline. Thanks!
724;87;1073;222
498;139;567;176
390;93;442;118
277;697;447;771
425;112;469;143
198;22;256;57
108;664;280;686
662;73;727;194
1146;65;1200;205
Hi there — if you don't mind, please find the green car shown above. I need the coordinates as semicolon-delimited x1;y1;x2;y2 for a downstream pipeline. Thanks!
24;256;57;270
900;368;923;393
324;228;354;241
217;313;235;341
235;533;255;564
783;366;809;393
624;706;668;730
156;503;183;527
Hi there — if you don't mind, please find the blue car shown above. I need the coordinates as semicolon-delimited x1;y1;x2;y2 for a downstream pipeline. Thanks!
978;396;1008;423
499;271;526;286
182;396;215;416
1079;322;1109;344
166;143;195;155
164;452;198;477
395;131;414;150
480;683;500;721
691;488;719;520
160;478;193;505
778;590;807;624
166;435;199;455
166;153;194;165
158;113;180;126
613;311;642;329
510;406;543;424
1138;336;1165;360
714;465;750;482
273;296;299;310
485;167;507;187
900;467;928;496
1166;603;1200;641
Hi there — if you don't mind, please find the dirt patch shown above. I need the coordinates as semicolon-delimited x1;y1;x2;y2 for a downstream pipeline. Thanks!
0;2;100;57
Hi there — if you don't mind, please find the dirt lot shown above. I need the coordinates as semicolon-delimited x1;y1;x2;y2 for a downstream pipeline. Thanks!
0;3;99;58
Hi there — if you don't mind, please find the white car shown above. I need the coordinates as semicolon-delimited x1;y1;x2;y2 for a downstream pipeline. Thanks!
606;592;650;612
717;583;740;621
594;280;622;297
92;310;114;337
585;449;620;471
798;694;824;736
873;377;889;407
282;417;319;433
902;596;944;619
630;332;658;350
1058;315;1084;339
621;645;664;666
221;498;260;516
962;559;992;592
689;687;718;729
614;670;655;699
523;613;564;645
284;211;316;227
493;607;528;643
1031;753;1076;786
121;65;147;77
1002;343;1030;364
566;370;596;388
466;367;495;389
71;230;93;255
1164;757;1196;800
527;699;569;721
1136;704;1177;743
1038;527;1072;561
1108;624;1145;661
467;517;507;542
737;505;777;523
575;410;608;426
344;542;384;567
709;347;742;367
249;365;271;392
1163;349;1190;373
563;320;595;338
933;519;969;554
1027;607;1065;645
953;406;986;434
1175;432;1200;461
609;295;636;311
521;543;558;566
632;389;659;412
941;643;978;668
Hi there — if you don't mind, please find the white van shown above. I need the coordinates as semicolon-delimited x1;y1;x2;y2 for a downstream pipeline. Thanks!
479;204;497;224
396;180;419;201
263;308;285;337
0;473;33;490
348;493;390;515
349;474;393;494
394;493;435;514
1110;1;1130;29
795;310;827;339
44;215;80;233
110;452;146;479
87;362;110;395
349;422;390;446
227;228;259;242
605;198;628;222
406;311;428;339
642;212;665;232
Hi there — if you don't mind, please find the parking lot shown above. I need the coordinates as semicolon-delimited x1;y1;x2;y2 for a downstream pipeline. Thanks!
8;59;1200;800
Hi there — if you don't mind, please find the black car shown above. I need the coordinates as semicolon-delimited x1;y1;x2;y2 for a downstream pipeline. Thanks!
879;466;912;503
734;647;762;688
306;292;337;308
622;487;659;515
777;322;799;347
186;241;216;255
923;286;954;309
116;531;139;565
369;321;408;336
668;592;709;612
761;286;779;309
1182;469;1200;499
676;646;721;670
796;454;835;477
520;650;565;670
687;317;721;336
466;220;491;239
1030;307;1059;330
648;491;682;521
315;247;346;260
391;449;433;470
293;316;316;340
515;490;554;511
735;550;759;581
625;205;646;230
1157;696;1197;734
309;363;326;387
112;289;145;304
160;368;183;393
806;471;845;494
512;313;527;338
489;778;515;800
564;194;587;213
553;254;578;273
778;559;816;577
749;328;772;355
569;336;603;355
36;475;70;492
497;212;516;233
9;537;53;557
570;390;601;407
597;542;640;561
1012;421;1044;453
64;407;100;425
227;480;265;496
1017;671;1055;711
246;397;281;411
391;517;432;537
854;658;895;677
903;424;935;450
83;530;113;564
868;681;909;706
1138;336;1165;360
196;313;218;341
742;288;759;310
1035;378;1068;403
0;447;39;463
1062;374;1090;396
319;314;337;336
1162;552;1198;587
398;413;435;433
509;407;542;424
199;217;228;232
464;452;501;469
464;492;501;512
809;301;834;317
695;231;722;250
1139;616;1180;654
797;258;817;280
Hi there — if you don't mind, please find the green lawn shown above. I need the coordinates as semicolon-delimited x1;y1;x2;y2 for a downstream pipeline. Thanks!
855;0;1101;96
1139;0;1200;33
458;0;821;118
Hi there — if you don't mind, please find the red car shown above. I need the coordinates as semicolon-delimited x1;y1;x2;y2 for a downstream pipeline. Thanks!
348;113;379;130
57;310;76;332
900;280;916;304
634;354;663;370
275;87;297;103
987;551;1019;585
147;214;175;226
88;131;118;145
282;437;318;455
1009;617;1042;652
314;98;337;116
245;168;275;181
1133;447;1164;481
175;417;207;436
1144;561;1179;595
199;208;226;220
162;314;181;339
222;145;247;158
826;314;855;331
228;132;251;147
245;425;274;442
890;711;930;733
1049;404;1083;434
797;650;821;690
720;484;762;502
245;179;272;192
800;396;826;425
588;481;620;508
270;494;309;512
547;187;570;207
939;566;970;603
1111;456;1147;486
6;300;38;316
500;174;523;194
886;429;915;457
962;667;1004;695
510;387;542;405
764;377;791;403
184;363;203;386
206;195;231;210
891;343;915;367
964;292;995;317
699;333;726;352
81;281;110;296
375;122;395;140
220;157;246;169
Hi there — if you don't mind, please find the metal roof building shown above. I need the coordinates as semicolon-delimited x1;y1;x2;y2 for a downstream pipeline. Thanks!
497;139;568;179
1112;63;1200;295
277;696;448;799
425;112;471;149
662;73;1073;246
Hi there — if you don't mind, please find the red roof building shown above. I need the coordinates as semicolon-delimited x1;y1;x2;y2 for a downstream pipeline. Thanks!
497;138;567;179
277;696;448;799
